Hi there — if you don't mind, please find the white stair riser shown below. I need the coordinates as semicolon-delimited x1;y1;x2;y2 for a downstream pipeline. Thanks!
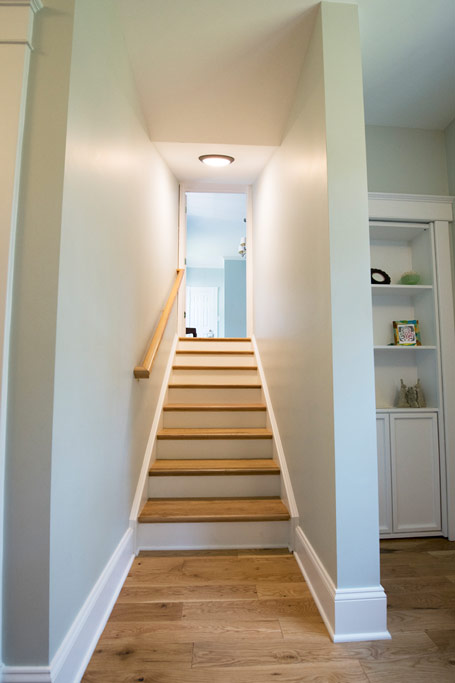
156;438;273;460
175;354;256;367
163;410;267;428
171;369;259;384
148;474;281;498
178;341;252;352
168;387;262;403
137;520;290;550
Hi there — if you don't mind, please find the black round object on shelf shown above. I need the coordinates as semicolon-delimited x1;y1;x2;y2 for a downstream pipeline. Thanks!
371;268;391;285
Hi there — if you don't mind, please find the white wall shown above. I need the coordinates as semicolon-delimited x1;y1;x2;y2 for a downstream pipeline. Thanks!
253;4;337;580
253;0;380;595
49;0;178;659
365;125;449;195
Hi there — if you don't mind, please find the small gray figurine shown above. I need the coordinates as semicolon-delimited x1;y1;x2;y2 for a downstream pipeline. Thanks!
406;385;419;408
415;379;426;408
397;379;408;408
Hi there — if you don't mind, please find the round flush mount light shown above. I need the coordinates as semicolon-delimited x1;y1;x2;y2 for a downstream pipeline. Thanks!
199;154;235;167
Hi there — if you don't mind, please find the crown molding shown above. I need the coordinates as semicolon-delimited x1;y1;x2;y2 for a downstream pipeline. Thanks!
0;0;43;47
368;192;454;222
368;192;455;204
0;1;42;8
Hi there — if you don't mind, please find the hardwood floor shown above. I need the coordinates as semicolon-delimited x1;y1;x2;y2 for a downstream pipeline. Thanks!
82;539;455;682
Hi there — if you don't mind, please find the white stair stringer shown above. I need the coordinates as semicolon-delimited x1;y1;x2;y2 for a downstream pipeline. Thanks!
135;337;294;551
251;335;300;545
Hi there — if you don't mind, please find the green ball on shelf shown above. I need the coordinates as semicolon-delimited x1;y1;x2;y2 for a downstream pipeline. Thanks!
400;271;420;285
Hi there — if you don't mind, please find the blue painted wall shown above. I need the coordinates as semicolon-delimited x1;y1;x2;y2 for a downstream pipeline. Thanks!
224;259;246;337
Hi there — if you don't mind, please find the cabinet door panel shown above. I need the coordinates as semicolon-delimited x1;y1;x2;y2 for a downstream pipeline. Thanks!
376;415;392;534
390;413;441;533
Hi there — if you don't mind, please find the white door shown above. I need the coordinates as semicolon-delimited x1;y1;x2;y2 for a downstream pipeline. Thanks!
186;286;218;337
390;412;441;533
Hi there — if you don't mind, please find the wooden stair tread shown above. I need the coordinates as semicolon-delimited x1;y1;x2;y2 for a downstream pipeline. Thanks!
179;337;251;342
173;365;258;371
169;383;262;388
138;497;290;523
149;459;280;476
157;428;273;440
176;350;254;355
163;403;267;412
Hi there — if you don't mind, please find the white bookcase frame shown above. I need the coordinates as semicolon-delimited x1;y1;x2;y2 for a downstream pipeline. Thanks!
368;193;455;540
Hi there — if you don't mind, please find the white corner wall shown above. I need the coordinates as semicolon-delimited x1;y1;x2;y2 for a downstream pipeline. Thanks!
3;0;76;666
445;118;455;195
0;0;44;668
253;1;386;641
253;5;337;581
2;0;179;671
49;0;179;661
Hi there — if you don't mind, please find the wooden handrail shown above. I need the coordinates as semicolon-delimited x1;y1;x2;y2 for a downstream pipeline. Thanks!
134;268;185;379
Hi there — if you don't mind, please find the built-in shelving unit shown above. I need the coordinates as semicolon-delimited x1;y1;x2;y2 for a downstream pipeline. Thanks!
370;221;439;411
368;194;455;540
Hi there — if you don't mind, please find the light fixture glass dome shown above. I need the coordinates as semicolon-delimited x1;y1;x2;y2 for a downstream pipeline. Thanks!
199;154;235;167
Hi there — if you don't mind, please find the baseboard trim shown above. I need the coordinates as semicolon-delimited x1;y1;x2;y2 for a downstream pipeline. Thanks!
294;526;390;643
3;529;133;681
2;668;51;683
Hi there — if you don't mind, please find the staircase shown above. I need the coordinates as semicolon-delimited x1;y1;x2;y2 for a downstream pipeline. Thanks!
137;337;291;549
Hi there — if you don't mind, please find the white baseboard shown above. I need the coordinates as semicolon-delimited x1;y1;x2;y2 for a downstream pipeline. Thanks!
2;668;52;683
251;336;299;523
2;528;135;683
294;526;390;642
52;528;134;682
129;333;178;547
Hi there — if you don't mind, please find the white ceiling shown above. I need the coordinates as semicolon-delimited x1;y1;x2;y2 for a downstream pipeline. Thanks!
154;142;276;185
117;0;455;182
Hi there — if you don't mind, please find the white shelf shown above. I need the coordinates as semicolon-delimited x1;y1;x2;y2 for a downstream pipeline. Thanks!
371;284;432;296
374;345;436;351
370;223;429;242
376;407;439;413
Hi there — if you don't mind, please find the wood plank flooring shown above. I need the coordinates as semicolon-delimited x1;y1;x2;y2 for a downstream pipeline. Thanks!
82;538;455;682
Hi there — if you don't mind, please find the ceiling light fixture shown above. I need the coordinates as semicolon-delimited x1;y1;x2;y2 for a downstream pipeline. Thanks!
199;154;235;167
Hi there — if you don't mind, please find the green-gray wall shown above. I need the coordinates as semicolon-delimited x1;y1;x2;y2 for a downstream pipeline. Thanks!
445;119;455;195
365;125;449;195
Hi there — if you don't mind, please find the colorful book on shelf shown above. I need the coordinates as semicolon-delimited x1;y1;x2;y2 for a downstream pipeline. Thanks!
393;320;421;346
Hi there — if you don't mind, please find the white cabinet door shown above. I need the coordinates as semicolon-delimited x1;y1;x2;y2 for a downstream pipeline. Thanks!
390;413;441;533
376;415;393;534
